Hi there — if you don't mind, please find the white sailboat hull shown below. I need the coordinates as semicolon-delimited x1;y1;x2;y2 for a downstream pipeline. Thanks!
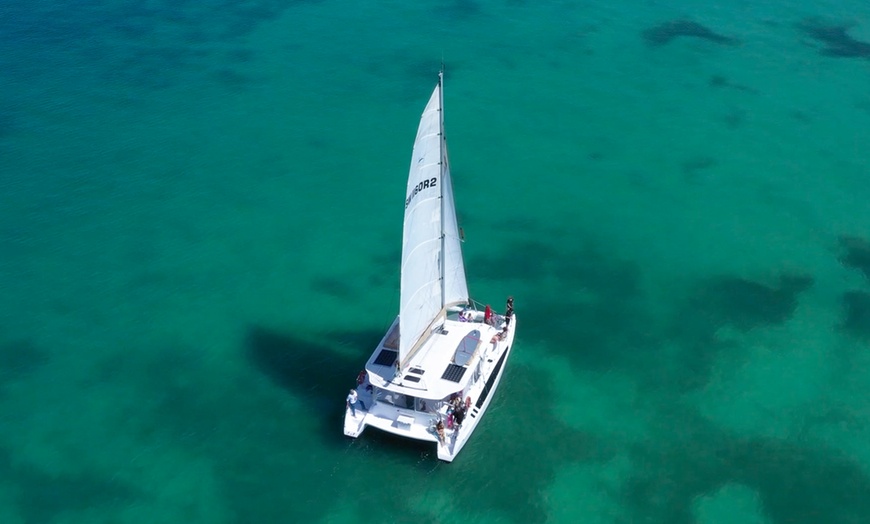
344;314;517;462
436;317;515;461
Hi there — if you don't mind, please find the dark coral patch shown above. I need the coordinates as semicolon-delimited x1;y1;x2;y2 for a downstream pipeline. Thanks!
470;237;662;385
683;273;813;332
708;75;757;93
440;365;616;523
662;273;813;391
643;20;739;47
681;156;717;182
437;0;482;21
212;67;251;89
1;0;305;89
709;74;729;87
789;109;813;123
841;291;870;339
839;235;870;281
310;276;357;299
798;18;870;58
623;422;870;524
0;339;49;381
0;447;139;523
0;110;14;138
721;107;746;129
682;156;717;173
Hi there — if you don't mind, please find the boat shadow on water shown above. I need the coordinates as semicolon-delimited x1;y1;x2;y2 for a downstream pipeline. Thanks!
244;325;435;459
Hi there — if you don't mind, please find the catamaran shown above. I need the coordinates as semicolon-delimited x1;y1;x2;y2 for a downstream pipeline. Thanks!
343;72;517;462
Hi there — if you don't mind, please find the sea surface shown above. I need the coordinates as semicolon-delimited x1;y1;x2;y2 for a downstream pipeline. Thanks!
2;0;870;522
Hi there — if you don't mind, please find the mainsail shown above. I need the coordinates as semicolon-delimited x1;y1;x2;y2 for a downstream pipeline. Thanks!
399;74;469;368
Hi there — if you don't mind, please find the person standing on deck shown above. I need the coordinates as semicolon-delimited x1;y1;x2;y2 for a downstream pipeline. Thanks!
347;389;365;416
454;403;466;428
504;296;514;327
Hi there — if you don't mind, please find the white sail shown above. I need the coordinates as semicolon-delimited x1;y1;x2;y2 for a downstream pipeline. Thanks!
440;145;469;306
399;77;468;367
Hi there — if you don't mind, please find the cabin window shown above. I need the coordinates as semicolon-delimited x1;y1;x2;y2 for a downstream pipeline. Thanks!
377;390;412;409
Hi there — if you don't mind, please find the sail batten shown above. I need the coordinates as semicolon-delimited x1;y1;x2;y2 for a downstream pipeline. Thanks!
398;76;468;368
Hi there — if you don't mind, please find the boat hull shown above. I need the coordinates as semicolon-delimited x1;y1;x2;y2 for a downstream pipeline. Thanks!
437;322;515;461
343;315;516;462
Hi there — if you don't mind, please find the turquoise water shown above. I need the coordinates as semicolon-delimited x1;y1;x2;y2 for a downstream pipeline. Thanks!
2;0;870;522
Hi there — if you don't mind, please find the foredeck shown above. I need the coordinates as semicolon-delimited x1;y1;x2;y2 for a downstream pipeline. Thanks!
365;313;502;399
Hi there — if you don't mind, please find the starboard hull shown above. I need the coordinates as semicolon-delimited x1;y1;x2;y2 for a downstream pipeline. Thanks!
436;321;515;461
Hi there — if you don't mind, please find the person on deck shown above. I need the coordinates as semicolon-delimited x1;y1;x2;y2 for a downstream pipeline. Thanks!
454;403;466;428
347;389;365;416
504;296;514;327
436;420;446;444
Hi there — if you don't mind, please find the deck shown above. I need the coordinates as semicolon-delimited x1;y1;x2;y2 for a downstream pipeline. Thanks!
344;313;517;462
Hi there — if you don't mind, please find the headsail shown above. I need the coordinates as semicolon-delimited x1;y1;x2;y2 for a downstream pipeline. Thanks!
440;143;469;306
399;74;469;368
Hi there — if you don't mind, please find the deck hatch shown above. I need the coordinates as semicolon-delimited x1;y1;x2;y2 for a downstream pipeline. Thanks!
374;349;398;367
441;363;467;383
403;375;421;383
408;368;425;375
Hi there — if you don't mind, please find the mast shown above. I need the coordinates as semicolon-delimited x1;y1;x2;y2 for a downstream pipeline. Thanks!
439;69;446;308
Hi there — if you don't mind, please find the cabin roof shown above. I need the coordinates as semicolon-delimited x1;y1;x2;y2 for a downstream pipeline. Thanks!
365;315;501;400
